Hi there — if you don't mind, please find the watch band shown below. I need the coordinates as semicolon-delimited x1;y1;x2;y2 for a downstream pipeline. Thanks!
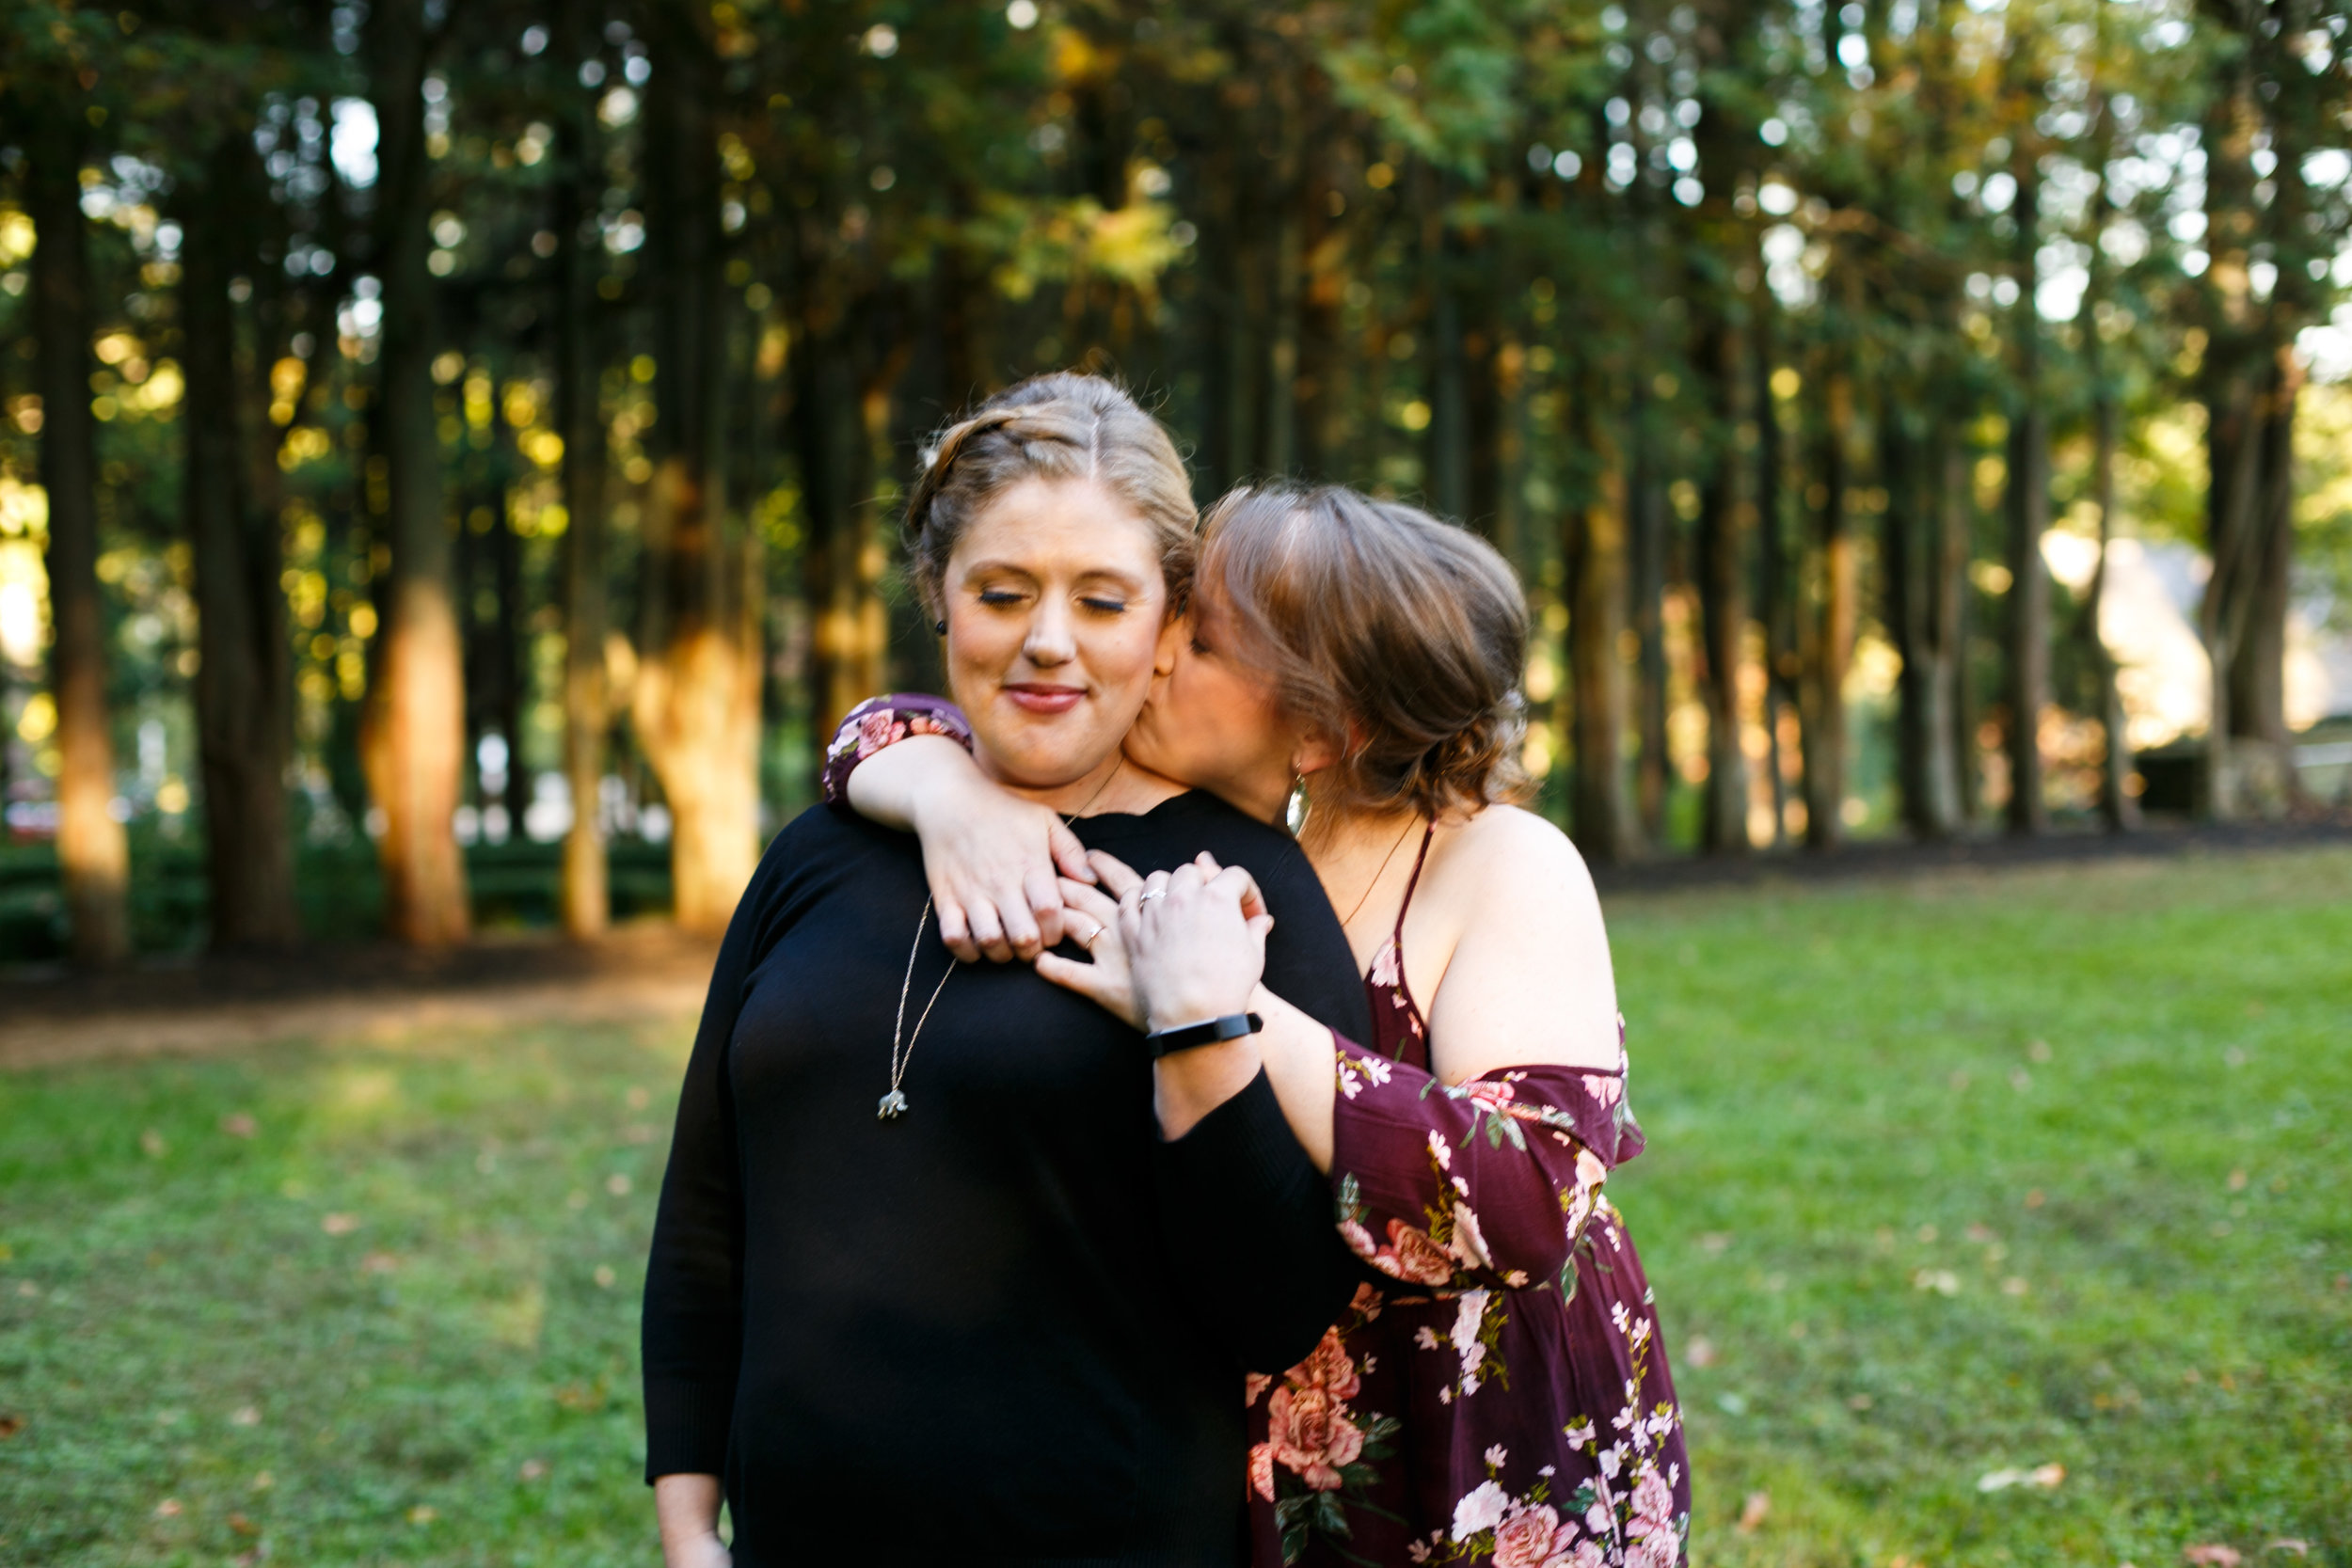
1144;1011;1264;1058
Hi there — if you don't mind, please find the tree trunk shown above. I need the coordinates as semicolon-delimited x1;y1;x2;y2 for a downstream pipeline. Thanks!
1930;422;1971;831
2001;154;2051;834
2230;353;2297;750
1800;367;1855;848
359;0;470;945
556;28;612;939
635;11;764;933
1567;396;1639;863
2086;390;2139;831
793;331;886;746
1629;392;1671;845
182;141;297;948
1755;312;1793;847
27;116;131;965
2195;51;2265;820
1692;303;1753;855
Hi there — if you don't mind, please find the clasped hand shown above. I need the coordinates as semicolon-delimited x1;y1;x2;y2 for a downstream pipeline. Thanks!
1035;851;1271;1035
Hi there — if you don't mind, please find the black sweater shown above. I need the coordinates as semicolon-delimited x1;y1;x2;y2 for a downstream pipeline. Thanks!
642;791;1372;1564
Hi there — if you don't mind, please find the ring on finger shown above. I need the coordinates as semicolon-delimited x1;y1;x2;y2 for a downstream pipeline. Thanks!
1079;921;1104;949
1138;885;1168;902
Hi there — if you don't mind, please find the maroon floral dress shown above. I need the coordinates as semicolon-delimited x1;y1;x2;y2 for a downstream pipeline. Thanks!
824;700;1690;1568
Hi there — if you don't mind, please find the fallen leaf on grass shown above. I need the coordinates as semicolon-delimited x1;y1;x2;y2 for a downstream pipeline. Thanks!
229;1513;256;1535
1698;1232;1732;1255
220;1112;258;1139
1683;1336;1717;1368
140;1129;167;1158
321;1212;359;1236
408;1504;437;1525
1977;1464;2064;1492
360;1252;400;1275
0;1413;22;1438
154;1497;182;1518
2183;1547;2241;1567
1737;1491;1771;1533
519;1457;548;1481
230;1404;260;1426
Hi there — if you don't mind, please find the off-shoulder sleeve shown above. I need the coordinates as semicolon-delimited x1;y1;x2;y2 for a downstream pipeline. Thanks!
820;694;974;806
1327;1030;1644;1304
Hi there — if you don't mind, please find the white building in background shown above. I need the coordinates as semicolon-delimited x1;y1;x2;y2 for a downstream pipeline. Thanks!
2042;531;2352;752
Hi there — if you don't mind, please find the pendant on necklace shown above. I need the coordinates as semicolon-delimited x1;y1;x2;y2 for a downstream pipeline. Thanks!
877;1089;909;1120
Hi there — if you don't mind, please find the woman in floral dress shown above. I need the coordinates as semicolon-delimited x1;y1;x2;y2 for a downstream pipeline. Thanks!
829;484;1688;1567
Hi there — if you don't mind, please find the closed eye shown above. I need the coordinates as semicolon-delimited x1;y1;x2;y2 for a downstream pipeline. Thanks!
1080;596;1130;614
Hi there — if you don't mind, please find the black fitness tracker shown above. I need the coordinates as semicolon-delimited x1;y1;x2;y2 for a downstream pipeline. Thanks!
1144;1011;1265;1058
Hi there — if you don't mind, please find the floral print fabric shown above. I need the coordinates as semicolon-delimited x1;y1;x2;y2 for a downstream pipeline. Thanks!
820;695;973;807
1246;845;1689;1568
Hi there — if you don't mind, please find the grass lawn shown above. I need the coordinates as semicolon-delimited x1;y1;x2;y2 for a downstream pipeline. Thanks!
1;846;2346;1566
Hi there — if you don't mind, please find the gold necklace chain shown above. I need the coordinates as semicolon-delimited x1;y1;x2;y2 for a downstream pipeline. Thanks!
1340;816;1422;929
877;756;1123;1122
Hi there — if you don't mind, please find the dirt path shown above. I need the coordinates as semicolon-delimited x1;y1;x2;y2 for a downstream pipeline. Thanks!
0;924;719;1071
7;817;2345;1073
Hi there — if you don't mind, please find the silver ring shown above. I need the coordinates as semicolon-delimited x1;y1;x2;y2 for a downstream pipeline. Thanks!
1080;921;1103;949
1138;887;1168;902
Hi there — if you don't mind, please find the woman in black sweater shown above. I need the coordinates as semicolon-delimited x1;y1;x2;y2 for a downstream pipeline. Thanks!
641;375;1370;1565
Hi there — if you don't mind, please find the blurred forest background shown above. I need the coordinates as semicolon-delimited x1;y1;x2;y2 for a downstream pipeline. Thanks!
2;0;2350;963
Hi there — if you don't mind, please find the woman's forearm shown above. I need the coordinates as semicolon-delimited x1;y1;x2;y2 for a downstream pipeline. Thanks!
654;1473;729;1567
1240;990;1339;1171
843;732;983;831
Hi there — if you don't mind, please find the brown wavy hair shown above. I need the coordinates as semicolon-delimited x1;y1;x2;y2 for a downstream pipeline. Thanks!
902;373;1197;619
1200;485;1530;820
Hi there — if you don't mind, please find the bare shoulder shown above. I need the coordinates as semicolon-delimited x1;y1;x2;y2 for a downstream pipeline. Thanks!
1429;803;1603;919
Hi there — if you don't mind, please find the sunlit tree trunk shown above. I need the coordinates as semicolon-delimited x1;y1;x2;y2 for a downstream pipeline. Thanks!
358;0;469;945
636;10;763;932
792;330;886;747
27;116;130;965
2001;148;2051;835
182;140;297;948
555;16;611;939
1566;395;1640;863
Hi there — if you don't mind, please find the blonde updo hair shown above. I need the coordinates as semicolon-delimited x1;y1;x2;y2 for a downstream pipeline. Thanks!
903;373;1198;619
1201;485;1530;820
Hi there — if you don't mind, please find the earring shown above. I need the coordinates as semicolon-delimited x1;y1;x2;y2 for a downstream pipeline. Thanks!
933;619;946;636
1284;771;1311;837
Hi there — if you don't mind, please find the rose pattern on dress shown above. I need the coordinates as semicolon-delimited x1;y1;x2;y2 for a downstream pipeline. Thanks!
818;696;974;805
1248;1300;1406;1562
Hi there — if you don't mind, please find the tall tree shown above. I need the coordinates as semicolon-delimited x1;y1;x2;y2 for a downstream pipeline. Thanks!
358;0;470;944
633;8;763;933
555;0;611;939
1999;131;2051;834
181;135;296;947
24;109;131;964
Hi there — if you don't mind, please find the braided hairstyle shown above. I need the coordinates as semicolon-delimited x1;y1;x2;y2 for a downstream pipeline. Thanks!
1200;484;1532;821
902;373;1198;620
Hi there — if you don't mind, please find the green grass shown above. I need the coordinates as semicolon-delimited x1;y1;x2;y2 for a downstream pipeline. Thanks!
1609;847;2352;1568
0;847;2346;1565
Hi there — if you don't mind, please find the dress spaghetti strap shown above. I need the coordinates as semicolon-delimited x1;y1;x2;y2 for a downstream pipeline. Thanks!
1390;821;1437;951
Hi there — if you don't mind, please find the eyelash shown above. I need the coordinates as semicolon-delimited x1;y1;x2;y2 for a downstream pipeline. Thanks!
977;590;1128;615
